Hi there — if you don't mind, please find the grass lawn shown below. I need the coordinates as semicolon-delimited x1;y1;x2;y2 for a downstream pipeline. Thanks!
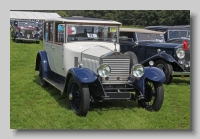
10;34;190;129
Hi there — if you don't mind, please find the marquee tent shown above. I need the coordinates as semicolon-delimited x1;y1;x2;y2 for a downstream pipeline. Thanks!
10;11;61;21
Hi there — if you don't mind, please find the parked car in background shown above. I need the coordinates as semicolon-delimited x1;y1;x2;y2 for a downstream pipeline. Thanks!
35;16;166;116
145;25;190;44
11;20;40;43
119;28;190;84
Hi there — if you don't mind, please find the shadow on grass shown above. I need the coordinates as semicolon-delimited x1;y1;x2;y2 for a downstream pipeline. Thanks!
89;101;138;115
171;77;190;85
33;75;141;114
32;75;69;110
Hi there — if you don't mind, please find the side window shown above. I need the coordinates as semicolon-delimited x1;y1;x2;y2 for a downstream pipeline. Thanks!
67;25;77;42
55;23;65;43
49;22;54;42
44;22;49;42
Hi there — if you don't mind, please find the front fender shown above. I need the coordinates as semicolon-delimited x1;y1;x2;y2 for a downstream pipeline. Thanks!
67;67;98;83
35;50;50;77
62;68;99;95
140;51;185;71
133;67;165;95
140;51;176;65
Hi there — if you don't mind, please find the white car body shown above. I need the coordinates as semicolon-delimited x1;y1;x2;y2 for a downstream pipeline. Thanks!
45;41;120;76
43;17;121;77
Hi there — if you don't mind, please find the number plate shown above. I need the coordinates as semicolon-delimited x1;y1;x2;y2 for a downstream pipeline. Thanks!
87;33;97;38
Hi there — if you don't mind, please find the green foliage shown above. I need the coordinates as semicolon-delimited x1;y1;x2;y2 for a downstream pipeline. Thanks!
23;10;190;27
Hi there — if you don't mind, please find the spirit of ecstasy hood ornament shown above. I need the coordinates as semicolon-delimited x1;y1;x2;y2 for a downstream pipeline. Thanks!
114;42;117;52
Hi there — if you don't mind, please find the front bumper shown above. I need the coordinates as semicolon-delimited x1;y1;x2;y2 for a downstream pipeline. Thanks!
15;38;40;42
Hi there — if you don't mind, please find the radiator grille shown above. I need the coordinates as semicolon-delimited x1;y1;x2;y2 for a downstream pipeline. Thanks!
102;58;130;84
24;30;33;39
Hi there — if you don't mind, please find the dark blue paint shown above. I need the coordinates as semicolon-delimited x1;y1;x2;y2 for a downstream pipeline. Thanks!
120;41;181;63
68;68;98;83
140;51;176;64
36;50;51;77
132;67;165;95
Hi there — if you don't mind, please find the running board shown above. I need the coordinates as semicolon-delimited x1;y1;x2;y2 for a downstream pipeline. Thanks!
43;77;65;92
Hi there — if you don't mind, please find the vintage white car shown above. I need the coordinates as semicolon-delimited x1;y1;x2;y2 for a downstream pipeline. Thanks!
35;16;166;116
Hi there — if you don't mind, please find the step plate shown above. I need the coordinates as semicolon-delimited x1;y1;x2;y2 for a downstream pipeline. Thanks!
43;77;64;92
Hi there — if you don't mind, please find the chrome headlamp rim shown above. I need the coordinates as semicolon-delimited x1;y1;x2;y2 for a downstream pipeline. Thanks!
176;48;185;59
131;64;144;78
20;29;25;34
97;64;111;78
32;30;36;35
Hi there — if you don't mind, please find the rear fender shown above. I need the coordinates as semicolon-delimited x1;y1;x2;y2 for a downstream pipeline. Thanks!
35;50;50;77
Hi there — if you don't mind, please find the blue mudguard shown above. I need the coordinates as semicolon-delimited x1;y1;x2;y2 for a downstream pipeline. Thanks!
35;50;50;77
132;67;165;95
140;51;176;64
67;67;98;83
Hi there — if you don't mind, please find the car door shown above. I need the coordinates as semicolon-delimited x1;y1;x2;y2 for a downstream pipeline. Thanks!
51;23;66;76
44;22;57;73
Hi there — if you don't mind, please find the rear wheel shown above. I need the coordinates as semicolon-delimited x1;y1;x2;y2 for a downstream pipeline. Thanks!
12;31;16;40
67;77;90;116
138;80;164;111
38;61;48;87
154;59;173;84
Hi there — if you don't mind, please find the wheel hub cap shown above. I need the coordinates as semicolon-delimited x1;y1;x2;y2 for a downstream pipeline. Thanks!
69;93;73;100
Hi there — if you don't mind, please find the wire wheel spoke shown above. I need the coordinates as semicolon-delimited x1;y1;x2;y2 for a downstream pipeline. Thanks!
156;64;165;71
70;82;82;111
145;81;156;106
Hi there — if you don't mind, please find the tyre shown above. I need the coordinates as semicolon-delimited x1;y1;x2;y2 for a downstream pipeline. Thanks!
12;31;15;40
38;61;48;87
124;51;138;73
67;77;90;116
138;80;164;111
15;39;18;43
154;59;173;84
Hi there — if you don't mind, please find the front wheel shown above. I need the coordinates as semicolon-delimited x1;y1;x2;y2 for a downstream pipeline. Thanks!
138;80;164;111
67;77;90;116
154;59;173;84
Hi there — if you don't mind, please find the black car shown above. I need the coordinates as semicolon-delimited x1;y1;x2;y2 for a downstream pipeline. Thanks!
144;25;190;44
119;28;190;84
11;20;40;43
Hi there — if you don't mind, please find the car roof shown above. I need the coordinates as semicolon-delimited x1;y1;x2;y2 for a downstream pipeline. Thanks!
119;28;164;34
45;16;122;25
145;25;190;31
